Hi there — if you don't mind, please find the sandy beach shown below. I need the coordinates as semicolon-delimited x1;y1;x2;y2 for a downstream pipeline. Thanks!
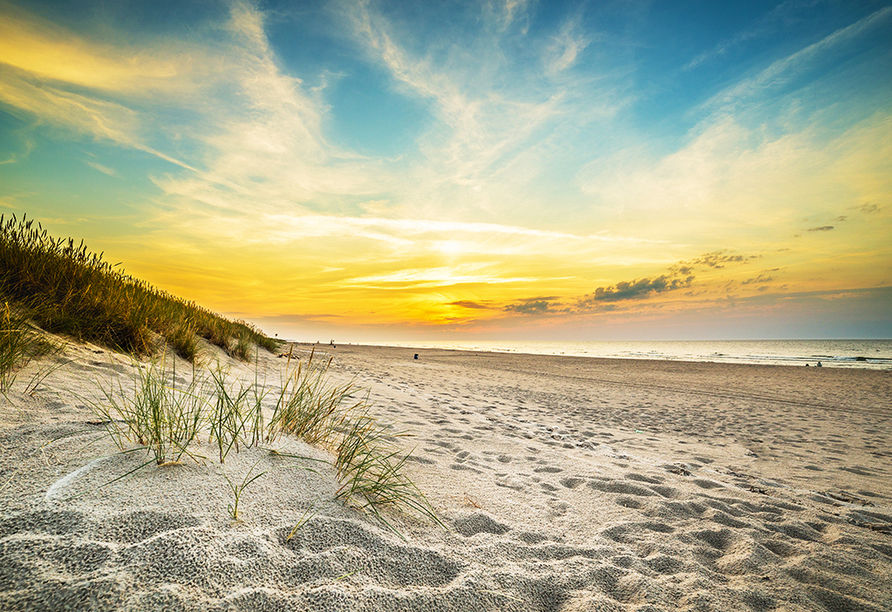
1;340;890;611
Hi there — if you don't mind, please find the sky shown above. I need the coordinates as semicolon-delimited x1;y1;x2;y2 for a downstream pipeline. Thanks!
1;0;890;342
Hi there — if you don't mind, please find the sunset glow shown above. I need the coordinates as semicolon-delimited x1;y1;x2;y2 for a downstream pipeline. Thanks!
1;0;890;341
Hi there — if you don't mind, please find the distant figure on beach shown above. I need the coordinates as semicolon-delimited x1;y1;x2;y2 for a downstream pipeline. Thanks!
817;361;822;367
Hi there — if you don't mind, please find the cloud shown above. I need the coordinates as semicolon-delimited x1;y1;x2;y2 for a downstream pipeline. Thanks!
855;203;882;214
671;251;758;274
545;14;589;74
0;134;33;164
450;300;490;309
0;63;138;142
577;275;694;308
684;0;825;71
741;274;775;285
806;225;834;232
579;103;892;251
0;6;202;95
0;3;226;170
343;0;620;220
702;6;892;113
564;250;762;315
0;0;364;200
490;0;533;30
503;297;560;315
85;160;118;177
345;265;536;289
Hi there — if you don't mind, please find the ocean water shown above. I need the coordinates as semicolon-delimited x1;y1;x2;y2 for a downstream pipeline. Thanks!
371;339;892;370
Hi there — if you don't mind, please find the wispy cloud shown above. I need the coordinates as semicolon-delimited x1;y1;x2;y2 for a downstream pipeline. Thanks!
0;0;372;198
0;4;213;170
153;2;386;212
684;0;823;70
343;0;619;219
0;5;200;95
579;106;892;248
0;132;32;164
545;14;590;74
449;300;491;310
85;160;118;177
741;274;775;286
345;265;537;289
671;251;759;275
702;6;892;112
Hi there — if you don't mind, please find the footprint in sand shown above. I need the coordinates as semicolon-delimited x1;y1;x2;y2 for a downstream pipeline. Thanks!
533;466;563;474
560;476;586;489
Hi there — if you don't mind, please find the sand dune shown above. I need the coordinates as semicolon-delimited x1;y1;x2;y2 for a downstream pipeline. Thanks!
1;341;890;611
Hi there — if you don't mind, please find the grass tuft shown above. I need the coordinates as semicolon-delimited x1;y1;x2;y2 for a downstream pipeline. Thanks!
0;302;57;392
223;459;267;522
267;348;361;445
267;347;440;527
168;319;200;362
334;415;442;528
91;360;207;465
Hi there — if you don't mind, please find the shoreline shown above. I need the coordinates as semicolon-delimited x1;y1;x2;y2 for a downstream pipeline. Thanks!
303;339;892;370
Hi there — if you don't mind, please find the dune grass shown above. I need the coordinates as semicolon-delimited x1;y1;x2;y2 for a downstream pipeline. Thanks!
267;348;363;445
0;214;278;362
1;214;434;525
222;459;268;521
0;302;58;393
91;359;207;465
333;413;440;527
90;348;439;526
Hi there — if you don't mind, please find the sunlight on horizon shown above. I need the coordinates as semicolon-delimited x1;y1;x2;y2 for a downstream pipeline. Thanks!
1;0;890;341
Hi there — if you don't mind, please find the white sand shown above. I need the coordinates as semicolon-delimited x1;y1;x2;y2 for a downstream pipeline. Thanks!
1;340;890;611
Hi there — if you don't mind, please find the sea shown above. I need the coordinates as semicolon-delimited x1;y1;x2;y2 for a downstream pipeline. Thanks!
367;339;892;370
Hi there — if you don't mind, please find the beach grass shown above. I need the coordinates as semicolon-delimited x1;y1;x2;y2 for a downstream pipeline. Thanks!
334;413;441;527
1;213;435;525
222;459;268;521
91;359;207;465
0;214;278;363
267;348;361;445
0;301;58;393
89;350;438;525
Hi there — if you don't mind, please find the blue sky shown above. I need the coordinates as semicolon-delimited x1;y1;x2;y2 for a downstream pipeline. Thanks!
1;0;890;340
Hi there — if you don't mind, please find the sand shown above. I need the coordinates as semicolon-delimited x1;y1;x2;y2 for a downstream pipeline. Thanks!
1;339;890;611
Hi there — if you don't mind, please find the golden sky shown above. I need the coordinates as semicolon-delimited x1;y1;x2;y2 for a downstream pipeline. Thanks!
1;0;890;340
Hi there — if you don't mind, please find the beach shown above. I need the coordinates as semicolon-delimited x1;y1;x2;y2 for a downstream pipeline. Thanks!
1;340;890;611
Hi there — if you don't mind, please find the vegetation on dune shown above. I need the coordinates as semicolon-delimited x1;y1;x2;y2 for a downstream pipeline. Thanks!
0;214;438;530
0;301;58;392
90;349;440;528
0;214;278;361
